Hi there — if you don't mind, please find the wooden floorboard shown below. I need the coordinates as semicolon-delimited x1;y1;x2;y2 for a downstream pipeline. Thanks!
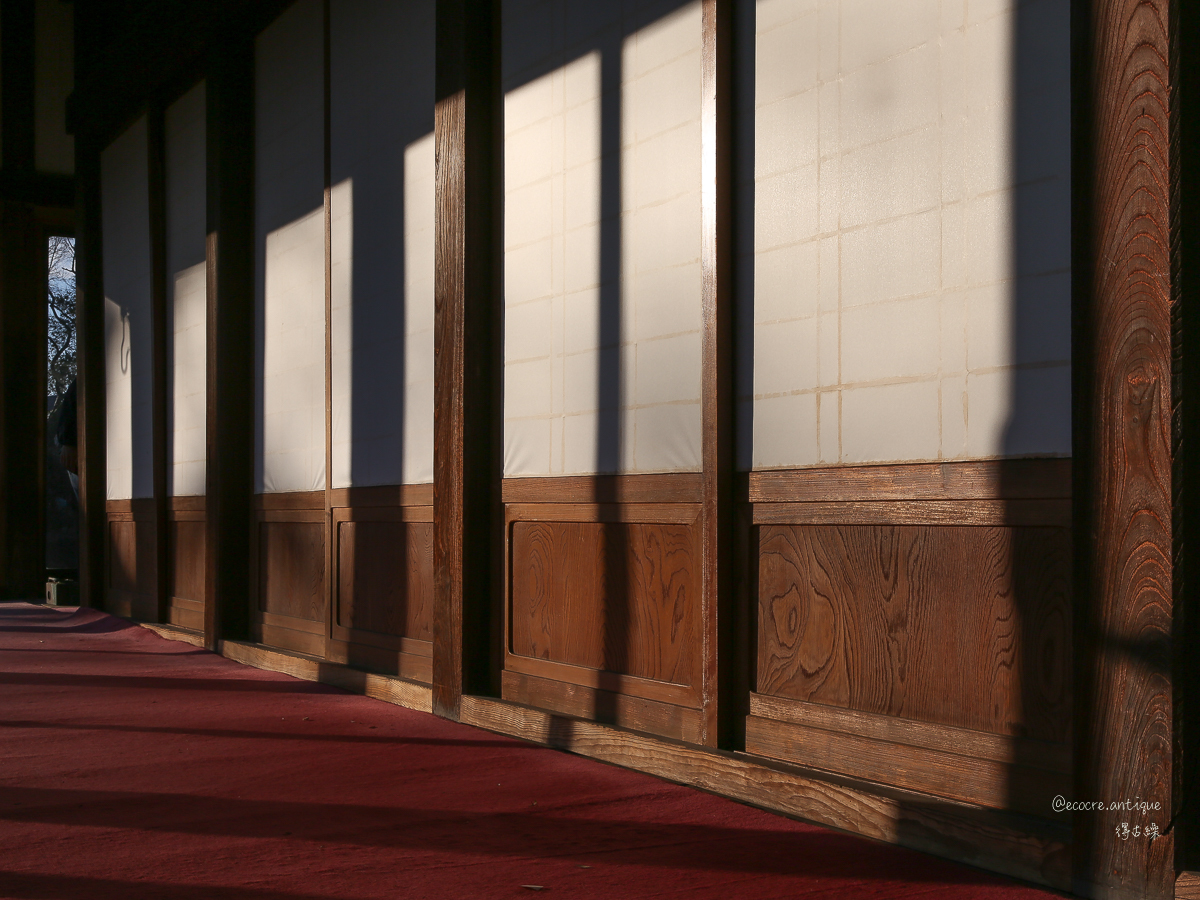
140;623;433;713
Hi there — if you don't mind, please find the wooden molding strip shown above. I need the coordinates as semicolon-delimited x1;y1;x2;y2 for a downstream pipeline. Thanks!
105;498;157;519
458;695;1071;891
749;694;1071;774
748;459;1072;504
332;505;434;524
745;714;1067;819
1177;872;1200;900
140;622;205;647
502;473;703;504
502;670;703;744
751;499;1072;528
221;639;432;713
168;495;206;512
253;491;326;511
505;502;700;526
505;653;699;708
329;484;434;508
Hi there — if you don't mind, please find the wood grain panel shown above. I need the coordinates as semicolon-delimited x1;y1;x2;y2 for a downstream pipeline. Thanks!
745;715;1068;818
502;670;703;743
336;520;433;641
257;521;325;623
169;520;205;603
108;521;139;594
757;524;1071;742
748;459;1072;503
1075;0;1175;894
509;521;697;689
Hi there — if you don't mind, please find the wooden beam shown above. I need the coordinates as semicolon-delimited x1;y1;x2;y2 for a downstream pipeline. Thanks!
432;0;503;720
700;0;735;747
74;136;106;609
1073;0;1175;896
1;0;35;172
203;40;255;649
147;103;170;624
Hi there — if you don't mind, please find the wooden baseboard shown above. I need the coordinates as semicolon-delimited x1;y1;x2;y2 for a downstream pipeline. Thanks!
140;621;205;647
139;623;433;714
459;695;1072;892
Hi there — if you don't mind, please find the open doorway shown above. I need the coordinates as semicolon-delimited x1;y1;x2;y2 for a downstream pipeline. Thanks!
45;235;78;578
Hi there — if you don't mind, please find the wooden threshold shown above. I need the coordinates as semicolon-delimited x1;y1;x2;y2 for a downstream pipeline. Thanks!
1178;872;1200;900
459;695;1072;892
138;623;432;713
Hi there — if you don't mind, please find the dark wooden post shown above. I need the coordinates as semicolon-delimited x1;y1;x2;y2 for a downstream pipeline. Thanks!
700;0;735;748
203;39;256;648
432;0;503;720
1073;0;1176;896
74;134;107;610
147;102;171;624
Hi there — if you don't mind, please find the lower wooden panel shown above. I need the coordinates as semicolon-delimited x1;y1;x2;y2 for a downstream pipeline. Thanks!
509;520;698;690
504;496;701;742
502;669;702;743
330;494;434;683
252;496;327;656
106;500;156;621
756;523;1072;742
167;511;205;632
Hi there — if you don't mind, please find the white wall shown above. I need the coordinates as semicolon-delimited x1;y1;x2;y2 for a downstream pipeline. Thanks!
503;0;703;476
330;0;435;488
165;81;207;496
745;0;1071;468
255;0;326;494
101;117;153;500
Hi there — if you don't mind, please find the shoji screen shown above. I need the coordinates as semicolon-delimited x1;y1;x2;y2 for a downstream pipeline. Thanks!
101;116;153;501
165;82;206;497
254;0;326;495
503;0;704;476
746;0;1071;467
329;0;435;489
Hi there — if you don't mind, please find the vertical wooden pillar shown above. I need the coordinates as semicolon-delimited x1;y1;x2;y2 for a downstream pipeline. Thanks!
0;202;46;599
700;0;735;748
204;39;256;648
75;135;106;610
432;0;502;720
147;103;171;623
1074;1;1175;896
1177;0;1200;876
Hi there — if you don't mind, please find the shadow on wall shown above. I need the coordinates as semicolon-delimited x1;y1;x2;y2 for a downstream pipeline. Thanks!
502;0;703;727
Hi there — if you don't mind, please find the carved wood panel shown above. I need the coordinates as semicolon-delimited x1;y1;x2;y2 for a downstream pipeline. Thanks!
336;520;433;641
169;520;205;603
510;521;697;688
258;521;325;623
757;524;1071;742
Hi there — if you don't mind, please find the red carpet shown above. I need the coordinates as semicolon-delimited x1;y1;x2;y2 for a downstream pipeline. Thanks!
0;602;1063;899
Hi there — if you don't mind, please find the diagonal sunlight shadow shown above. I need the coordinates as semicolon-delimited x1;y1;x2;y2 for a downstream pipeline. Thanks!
0;718;514;748
0;870;338;900
0;672;335;693
0;784;1009;885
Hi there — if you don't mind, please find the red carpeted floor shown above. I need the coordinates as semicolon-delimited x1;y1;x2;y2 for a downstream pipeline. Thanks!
0;603;1064;900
